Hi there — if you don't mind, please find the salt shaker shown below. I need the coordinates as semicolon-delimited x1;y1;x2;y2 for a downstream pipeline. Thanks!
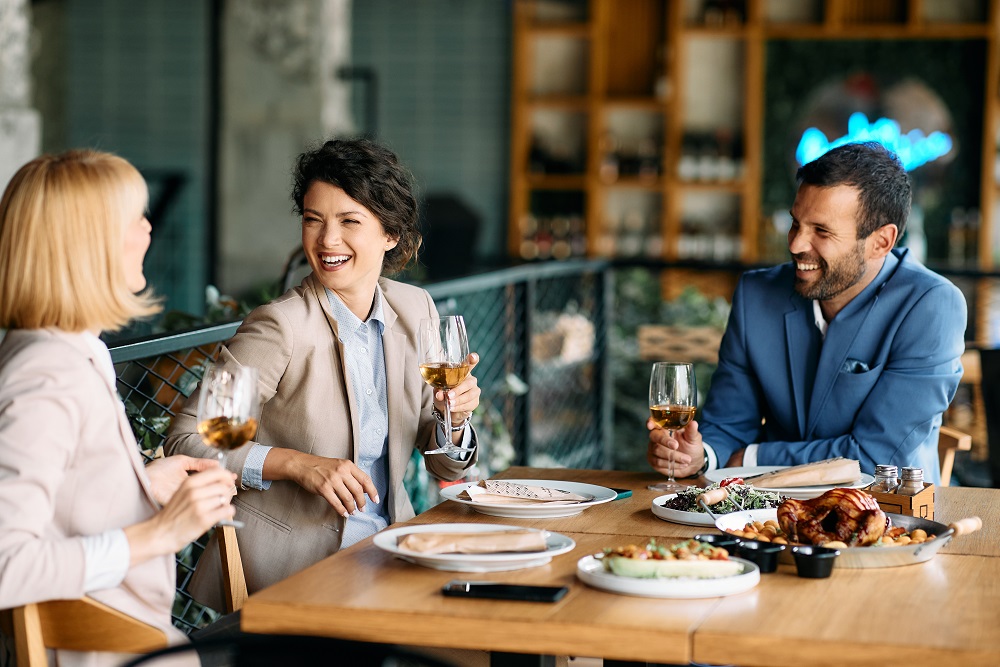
896;467;925;495
870;464;899;493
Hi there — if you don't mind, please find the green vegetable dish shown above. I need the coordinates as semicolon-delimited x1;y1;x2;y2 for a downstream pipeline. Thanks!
661;482;782;514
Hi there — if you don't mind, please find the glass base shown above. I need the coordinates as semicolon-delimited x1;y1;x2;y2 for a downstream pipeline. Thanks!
647;480;687;493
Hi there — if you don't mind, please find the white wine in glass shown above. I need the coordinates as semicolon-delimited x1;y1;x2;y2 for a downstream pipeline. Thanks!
647;361;697;493
196;364;259;527
418;316;470;455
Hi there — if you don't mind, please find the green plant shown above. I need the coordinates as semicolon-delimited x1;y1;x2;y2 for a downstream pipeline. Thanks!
610;271;731;472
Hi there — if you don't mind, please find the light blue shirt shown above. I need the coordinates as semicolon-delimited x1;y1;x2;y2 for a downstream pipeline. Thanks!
325;288;392;548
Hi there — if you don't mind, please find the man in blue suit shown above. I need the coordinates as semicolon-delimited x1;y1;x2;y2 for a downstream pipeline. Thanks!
648;142;966;484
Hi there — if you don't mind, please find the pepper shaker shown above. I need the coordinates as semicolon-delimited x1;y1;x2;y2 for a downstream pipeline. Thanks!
896;467;924;495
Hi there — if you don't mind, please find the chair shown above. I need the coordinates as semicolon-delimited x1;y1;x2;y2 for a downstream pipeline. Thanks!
0;527;246;666
938;424;972;487
0;597;168;667
120;634;459;667
218;524;248;613
637;324;724;363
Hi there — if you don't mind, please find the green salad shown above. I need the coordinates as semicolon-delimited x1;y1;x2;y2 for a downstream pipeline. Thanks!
660;481;782;514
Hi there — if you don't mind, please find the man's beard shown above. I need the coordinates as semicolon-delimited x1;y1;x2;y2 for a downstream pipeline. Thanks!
793;241;867;301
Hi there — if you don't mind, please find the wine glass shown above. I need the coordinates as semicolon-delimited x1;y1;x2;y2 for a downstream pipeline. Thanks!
418;316;470;455
196;364;260;527
647;361;697;493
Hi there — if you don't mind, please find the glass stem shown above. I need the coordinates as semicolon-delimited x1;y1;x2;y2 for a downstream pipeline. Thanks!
443;392;453;438
667;429;675;481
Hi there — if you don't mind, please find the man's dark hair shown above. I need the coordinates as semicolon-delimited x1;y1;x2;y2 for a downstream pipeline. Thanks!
292;137;420;275
796;141;911;241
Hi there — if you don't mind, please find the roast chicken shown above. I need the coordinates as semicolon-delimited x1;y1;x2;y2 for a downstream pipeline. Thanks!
777;488;889;546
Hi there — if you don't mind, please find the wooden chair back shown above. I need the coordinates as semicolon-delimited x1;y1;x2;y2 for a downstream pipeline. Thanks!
938;425;972;487
219;524;248;613
0;597;168;667
637;324;723;363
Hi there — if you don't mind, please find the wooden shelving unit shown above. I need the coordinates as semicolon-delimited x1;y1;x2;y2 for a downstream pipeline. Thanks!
509;0;1000;313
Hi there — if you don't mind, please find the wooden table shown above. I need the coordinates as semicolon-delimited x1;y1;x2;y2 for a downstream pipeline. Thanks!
242;468;1000;667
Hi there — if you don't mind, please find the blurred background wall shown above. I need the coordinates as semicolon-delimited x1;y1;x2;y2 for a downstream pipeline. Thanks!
4;0;509;317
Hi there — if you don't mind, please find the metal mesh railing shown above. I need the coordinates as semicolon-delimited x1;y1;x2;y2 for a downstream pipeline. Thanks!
425;260;612;472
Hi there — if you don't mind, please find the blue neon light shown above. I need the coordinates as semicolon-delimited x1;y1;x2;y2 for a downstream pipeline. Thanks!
795;112;953;171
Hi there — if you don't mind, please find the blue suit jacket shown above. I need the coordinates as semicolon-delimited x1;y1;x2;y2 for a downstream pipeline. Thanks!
700;248;966;484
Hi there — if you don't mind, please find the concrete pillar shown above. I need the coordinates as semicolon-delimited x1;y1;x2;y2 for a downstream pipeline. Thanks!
218;0;353;297
0;0;41;191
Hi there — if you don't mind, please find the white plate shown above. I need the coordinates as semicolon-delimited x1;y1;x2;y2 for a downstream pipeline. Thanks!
373;523;576;572
440;480;617;518
576;555;760;598
704;466;875;500
650;494;718;527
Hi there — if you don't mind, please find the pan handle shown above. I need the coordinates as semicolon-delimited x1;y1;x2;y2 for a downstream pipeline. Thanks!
949;516;982;537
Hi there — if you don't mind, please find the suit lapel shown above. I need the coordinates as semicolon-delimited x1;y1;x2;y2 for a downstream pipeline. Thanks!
380;293;410;508
308;276;360;463
63;333;158;507
784;299;816;438
804;252;902;436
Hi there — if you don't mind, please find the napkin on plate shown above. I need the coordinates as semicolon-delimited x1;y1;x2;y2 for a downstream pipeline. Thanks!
397;529;547;554
749;457;861;489
457;480;593;505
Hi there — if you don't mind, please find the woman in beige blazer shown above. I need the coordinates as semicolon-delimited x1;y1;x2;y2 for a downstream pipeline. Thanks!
0;150;238;667
165;138;481;610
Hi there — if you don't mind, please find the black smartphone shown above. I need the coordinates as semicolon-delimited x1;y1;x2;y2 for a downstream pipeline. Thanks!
442;580;569;603
610;487;633;500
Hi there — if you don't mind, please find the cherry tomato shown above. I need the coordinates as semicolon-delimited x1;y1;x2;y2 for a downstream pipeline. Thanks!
720;477;744;487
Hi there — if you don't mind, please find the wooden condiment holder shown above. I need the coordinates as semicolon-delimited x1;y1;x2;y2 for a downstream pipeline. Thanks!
868;482;935;520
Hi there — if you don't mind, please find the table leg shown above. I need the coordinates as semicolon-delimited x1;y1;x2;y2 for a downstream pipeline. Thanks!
490;653;557;667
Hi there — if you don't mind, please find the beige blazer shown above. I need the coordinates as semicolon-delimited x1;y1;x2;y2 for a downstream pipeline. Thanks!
164;275;477;610
0;329;185;667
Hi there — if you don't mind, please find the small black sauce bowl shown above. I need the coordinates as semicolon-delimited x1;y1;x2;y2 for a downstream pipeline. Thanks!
790;545;840;578
734;539;786;573
693;533;740;554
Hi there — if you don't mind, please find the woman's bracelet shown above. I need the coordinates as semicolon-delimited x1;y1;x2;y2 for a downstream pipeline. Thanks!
432;406;471;432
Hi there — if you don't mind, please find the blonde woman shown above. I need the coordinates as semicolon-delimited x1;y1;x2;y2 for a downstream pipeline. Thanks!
0;150;236;667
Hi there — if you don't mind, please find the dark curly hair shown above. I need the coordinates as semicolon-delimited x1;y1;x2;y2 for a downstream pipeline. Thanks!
796;141;911;241
291;138;420;275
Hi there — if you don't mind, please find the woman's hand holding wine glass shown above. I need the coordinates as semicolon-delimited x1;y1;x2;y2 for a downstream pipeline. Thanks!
196;364;260;527
418;316;480;455
646;361;698;493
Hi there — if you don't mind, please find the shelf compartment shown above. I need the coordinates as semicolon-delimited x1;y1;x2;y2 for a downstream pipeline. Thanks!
677;191;742;263
523;0;589;25
596;189;663;259
520;189;587;261
599;108;665;184
529;109;588;176
530;36;590;96
603;0;667;98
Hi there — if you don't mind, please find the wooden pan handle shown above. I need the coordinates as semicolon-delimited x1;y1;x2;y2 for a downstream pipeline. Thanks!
949;517;982;537
698;488;728;506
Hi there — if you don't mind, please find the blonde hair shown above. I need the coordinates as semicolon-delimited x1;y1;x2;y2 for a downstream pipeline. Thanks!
0;149;162;332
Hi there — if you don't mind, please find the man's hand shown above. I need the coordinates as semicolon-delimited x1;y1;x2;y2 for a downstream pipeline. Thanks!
647;419;705;479
266;449;379;518
145;455;226;506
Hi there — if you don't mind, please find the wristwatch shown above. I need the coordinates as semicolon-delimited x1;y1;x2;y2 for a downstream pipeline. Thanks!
679;450;710;479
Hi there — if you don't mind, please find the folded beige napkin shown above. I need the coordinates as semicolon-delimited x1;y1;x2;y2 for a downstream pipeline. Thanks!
397;530;547;554
457;480;593;505
750;457;861;489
